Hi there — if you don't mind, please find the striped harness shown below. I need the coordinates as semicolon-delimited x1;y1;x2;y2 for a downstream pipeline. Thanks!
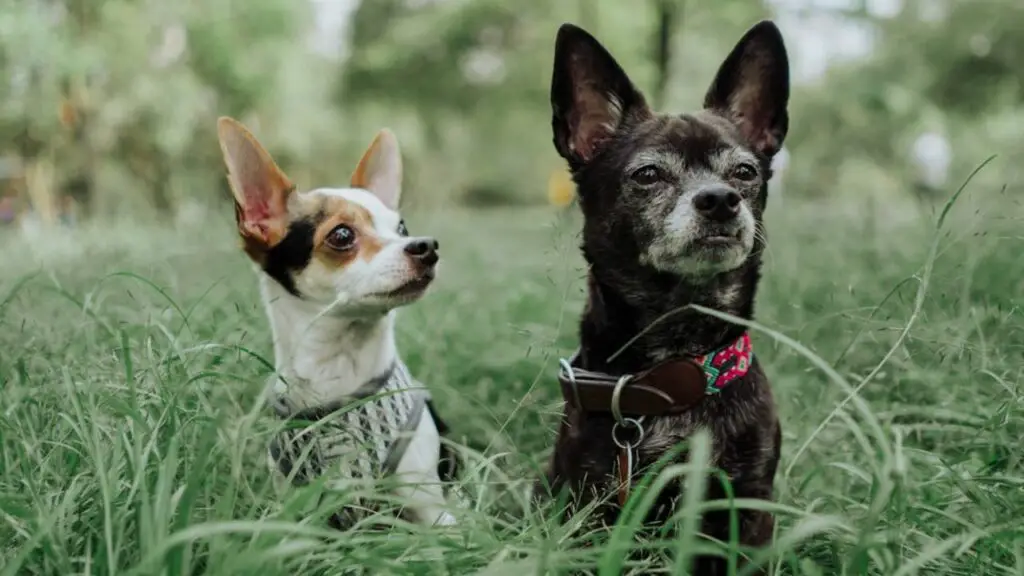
267;361;428;523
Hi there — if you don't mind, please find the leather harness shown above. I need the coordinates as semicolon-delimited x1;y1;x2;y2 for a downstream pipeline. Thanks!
557;332;753;505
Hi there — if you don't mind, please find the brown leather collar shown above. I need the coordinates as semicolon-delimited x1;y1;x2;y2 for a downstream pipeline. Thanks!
558;350;709;416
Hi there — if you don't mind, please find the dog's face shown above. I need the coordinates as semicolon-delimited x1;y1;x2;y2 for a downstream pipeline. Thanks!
217;119;439;316
551;21;789;279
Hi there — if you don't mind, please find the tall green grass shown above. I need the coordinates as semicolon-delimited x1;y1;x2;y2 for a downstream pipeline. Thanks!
1;175;1022;574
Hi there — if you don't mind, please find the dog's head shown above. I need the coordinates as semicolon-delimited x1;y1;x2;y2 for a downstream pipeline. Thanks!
551;21;789;281
216;118;439;316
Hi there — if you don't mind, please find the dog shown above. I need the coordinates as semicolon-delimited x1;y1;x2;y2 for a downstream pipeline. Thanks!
541;20;789;572
216;117;458;528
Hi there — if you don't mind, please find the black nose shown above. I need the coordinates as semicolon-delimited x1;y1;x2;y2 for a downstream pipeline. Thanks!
693;187;742;221
404;238;439;266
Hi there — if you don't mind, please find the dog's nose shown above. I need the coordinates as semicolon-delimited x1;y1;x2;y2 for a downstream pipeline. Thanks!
404;238;440;266
693;187;742;221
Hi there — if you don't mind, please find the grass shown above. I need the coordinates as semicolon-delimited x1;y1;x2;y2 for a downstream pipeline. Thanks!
1;179;1023;575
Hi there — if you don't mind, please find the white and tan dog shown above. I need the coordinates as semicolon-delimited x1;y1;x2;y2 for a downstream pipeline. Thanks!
217;117;457;527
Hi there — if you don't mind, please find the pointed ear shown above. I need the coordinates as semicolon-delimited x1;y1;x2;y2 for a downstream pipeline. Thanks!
550;23;651;170
704;20;790;157
216;117;294;251
350;129;402;210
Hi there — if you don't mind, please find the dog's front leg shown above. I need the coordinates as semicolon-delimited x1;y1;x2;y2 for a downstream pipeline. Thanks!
692;482;775;576
393;406;457;526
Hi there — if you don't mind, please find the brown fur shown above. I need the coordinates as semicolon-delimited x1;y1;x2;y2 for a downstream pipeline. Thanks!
217;118;294;255
312;197;386;266
217;120;395;279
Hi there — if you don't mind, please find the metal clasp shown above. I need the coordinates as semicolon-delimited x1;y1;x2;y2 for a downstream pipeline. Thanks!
612;417;645;450
559;357;582;408
610;373;644;506
610;373;645;449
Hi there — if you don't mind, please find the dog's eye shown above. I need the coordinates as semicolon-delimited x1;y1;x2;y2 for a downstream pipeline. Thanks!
397;220;408;237
325;224;356;250
731;163;759;182
630;165;663;185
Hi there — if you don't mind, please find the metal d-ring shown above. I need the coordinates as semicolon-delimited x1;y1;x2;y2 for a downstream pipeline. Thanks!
612;417;645;450
559;358;581;408
611;374;644;450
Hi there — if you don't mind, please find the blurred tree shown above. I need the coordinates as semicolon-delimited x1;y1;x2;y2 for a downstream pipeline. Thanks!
785;0;1024;200
338;0;770;205
0;0;315;222
7;0;1014;217
651;0;679;110
867;0;1024;117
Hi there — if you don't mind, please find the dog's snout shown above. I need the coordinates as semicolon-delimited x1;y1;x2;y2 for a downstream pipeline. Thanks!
693;187;742;221
404;238;440;266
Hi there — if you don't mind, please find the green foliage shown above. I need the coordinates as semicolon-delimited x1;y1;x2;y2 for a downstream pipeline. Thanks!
338;0;774;205
784;0;1024;201
1;0;1022;213
1;2;1023;573
0;0;318;216
1;188;1022;573
0;0;784;212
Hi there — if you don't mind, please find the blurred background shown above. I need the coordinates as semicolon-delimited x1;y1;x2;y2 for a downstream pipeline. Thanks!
0;0;1021;229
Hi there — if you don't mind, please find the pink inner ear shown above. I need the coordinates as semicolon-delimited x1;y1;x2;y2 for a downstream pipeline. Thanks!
242;220;271;240
569;74;630;162
573;120;608;162
241;185;272;223
570;105;615;162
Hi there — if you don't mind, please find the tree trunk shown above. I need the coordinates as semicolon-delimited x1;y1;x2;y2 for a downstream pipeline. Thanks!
652;0;680;110
24;156;58;227
63;0;98;218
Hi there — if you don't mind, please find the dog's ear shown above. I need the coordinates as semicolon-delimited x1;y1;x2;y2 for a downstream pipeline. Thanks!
703;20;790;157
550;23;650;169
351;129;402;210
217;117;294;253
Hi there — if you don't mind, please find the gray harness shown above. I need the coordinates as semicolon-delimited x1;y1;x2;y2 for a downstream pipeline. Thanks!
268;361;428;488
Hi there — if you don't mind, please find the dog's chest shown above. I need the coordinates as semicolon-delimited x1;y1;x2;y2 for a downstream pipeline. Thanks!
562;369;777;504
269;361;426;486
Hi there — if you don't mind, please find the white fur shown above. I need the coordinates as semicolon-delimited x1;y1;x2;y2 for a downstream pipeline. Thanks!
354;130;404;210
642;184;756;276
635;149;759;277
263;187;455;527
285;188;419;310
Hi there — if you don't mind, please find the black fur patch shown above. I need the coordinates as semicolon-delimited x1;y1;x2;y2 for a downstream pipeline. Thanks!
426;399;460;483
542;20;790;574
263;217;319;297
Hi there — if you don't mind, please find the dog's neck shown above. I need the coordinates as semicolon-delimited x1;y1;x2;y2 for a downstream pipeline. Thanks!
260;275;397;409
577;257;759;376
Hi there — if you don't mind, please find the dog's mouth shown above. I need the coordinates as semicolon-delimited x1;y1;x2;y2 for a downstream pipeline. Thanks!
695;228;743;247
641;219;753;276
373;272;435;300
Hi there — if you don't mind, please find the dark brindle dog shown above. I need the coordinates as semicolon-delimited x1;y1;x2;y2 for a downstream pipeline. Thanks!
541;20;790;573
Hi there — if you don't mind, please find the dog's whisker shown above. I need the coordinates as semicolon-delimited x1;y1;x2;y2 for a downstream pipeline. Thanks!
754;229;775;266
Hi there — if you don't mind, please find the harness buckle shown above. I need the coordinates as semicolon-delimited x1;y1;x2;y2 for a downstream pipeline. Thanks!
559;357;582;408
610;373;633;426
